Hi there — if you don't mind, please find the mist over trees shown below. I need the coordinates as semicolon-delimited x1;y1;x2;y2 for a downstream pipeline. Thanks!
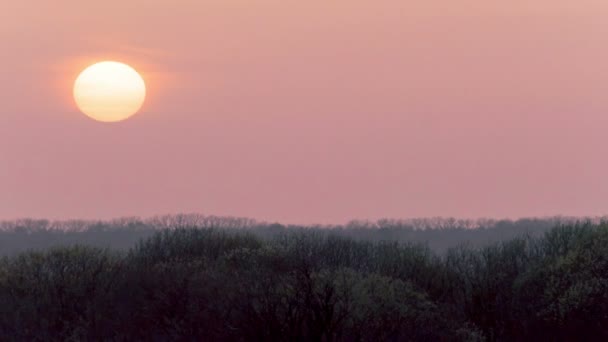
0;214;596;255
0;215;607;340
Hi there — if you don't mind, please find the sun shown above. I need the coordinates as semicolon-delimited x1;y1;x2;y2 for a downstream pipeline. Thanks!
73;61;146;122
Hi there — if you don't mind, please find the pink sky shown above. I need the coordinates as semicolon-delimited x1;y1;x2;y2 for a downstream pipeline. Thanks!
2;0;608;224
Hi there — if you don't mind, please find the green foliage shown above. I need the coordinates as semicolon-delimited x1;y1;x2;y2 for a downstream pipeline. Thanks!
527;224;608;339
0;223;607;340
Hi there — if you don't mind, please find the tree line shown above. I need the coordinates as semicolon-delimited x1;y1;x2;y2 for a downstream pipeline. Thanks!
0;214;598;255
0;218;606;340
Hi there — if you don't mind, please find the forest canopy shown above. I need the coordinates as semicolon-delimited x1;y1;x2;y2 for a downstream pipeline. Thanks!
0;216;606;340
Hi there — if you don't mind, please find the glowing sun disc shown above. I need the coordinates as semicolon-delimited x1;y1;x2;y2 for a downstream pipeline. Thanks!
73;61;146;122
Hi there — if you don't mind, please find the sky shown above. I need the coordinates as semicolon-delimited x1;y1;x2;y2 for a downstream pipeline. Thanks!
1;0;608;224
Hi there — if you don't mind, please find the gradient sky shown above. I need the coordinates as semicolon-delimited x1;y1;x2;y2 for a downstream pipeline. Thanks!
2;0;608;224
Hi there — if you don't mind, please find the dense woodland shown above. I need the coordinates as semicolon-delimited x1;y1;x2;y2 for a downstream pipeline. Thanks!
0;215;606;340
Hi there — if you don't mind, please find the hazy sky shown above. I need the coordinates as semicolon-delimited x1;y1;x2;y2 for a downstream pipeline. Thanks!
2;0;608;224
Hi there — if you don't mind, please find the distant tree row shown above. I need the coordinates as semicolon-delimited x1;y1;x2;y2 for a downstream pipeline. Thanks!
0;220;607;340
0;214;603;255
